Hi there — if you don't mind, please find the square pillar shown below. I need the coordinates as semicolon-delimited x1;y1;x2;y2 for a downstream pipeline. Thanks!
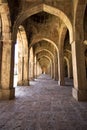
71;41;87;101
58;50;65;86
0;41;15;100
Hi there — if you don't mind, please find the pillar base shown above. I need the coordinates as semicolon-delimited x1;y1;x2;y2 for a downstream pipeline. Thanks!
23;80;29;86
0;88;15;100
58;80;65;86
72;88;87;101
34;75;37;79
29;77;34;81
17;80;29;86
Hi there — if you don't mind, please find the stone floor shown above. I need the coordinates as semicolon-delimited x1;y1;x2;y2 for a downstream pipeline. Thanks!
0;74;87;130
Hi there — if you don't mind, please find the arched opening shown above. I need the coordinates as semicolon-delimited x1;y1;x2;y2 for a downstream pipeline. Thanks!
63;30;73;84
31;39;57;79
14;25;29;87
38;56;51;74
13;4;73;43
12;4;73;87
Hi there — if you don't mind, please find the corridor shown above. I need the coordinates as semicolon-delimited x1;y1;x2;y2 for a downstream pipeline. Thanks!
0;74;87;130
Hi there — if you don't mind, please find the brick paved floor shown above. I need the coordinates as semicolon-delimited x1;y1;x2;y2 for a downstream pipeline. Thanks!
0;74;87;130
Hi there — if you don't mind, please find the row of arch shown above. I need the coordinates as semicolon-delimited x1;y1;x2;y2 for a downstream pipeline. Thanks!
0;1;87;101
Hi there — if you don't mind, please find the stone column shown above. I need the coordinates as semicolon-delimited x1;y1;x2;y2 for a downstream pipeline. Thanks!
33;57;37;79
68;59;73;78
17;54;23;86
30;61;34;80
50;62;52;78
18;48;29;86
35;61;38;78
52;61;54;79
58;50;65;86
0;41;15;100
54;59;58;81
47;65;50;75
71;41;87;101
54;52;58;81
23;55;29;86
0;41;2;89
37;62;39;76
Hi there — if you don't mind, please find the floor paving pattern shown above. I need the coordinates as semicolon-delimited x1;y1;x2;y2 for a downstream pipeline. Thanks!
0;74;87;130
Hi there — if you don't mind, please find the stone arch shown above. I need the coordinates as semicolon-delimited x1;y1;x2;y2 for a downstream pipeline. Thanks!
13;4;73;43
37;55;52;66
31;37;58;79
17;25;29;86
30;37;58;53
36;50;53;62
0;3;11;41
59;25;67;51
35;49;54;59
37;54;54;76
39;55;51;67
37;55;51;64
34;43;55;56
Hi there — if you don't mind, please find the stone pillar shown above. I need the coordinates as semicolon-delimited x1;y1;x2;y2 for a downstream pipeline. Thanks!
18;55;29;86
0;41;15;100
23;55;29;86
36;61;38;78
33;56;37;79
0;41;2;88
52;62;54;79
54;52;58;81
58;50;65;86
29;47;34;80
30;61;34;80
50;62;53;78
71;41;87;101
18;48;29;86
54;59;58;81
17;54;23;86
37;62;40;76
47;65;50;75
68;59;73;78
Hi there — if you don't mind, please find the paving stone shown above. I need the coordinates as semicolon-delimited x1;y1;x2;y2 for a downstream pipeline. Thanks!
0;74;87;130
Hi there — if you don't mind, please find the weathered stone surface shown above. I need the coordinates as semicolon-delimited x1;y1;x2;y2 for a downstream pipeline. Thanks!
0;74;87;130
0;0;87;102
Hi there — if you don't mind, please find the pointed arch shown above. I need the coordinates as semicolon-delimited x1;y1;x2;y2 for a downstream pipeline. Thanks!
30;37;58;53
35;49;54;59
13;4;73;43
